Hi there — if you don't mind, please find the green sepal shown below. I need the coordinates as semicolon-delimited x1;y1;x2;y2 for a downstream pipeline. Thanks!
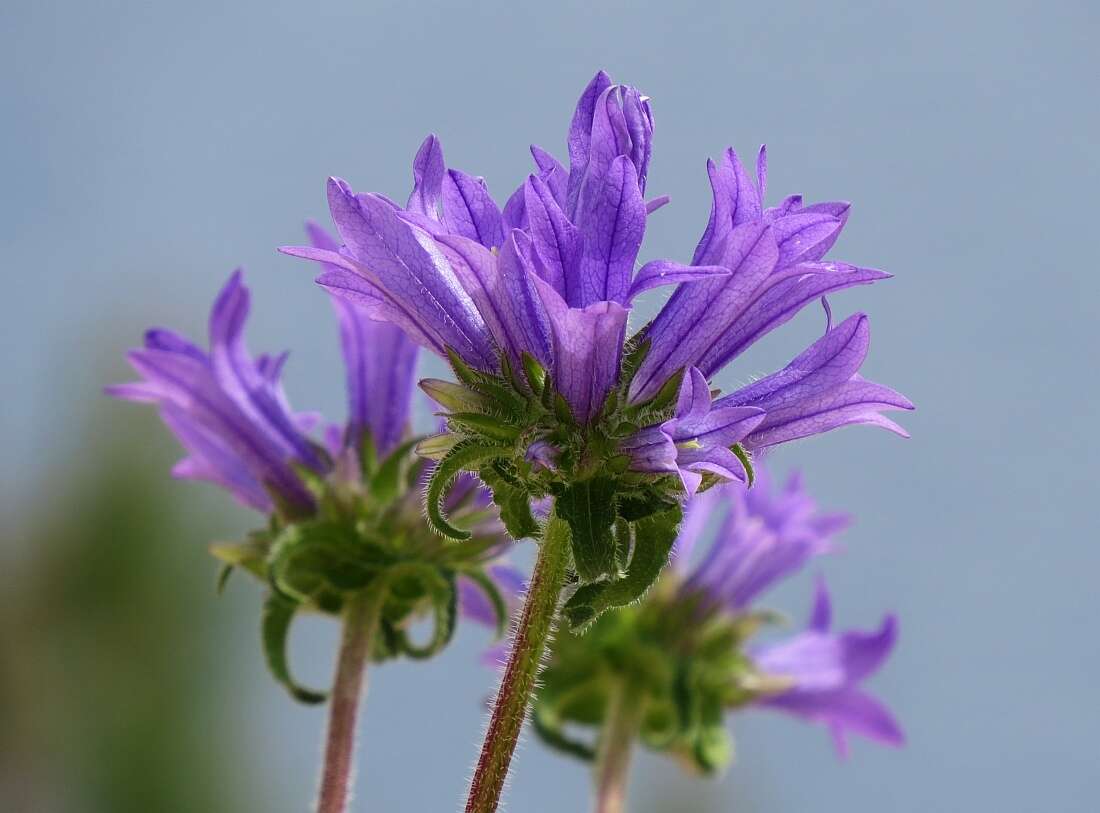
520;351;547;394
420;378;492;412
648;368;685;414
261;594;327;704
445;412;521;443
368;436;421;504
416;433;459;460
445;347;526;414
555;477;619;583
693;723;734;774
425;441;509;540
358;430;378;480
619;335;651;392
563;504;682;630
731;443;755;487
209;535;269;581
553;392;575;426
479;464;539;540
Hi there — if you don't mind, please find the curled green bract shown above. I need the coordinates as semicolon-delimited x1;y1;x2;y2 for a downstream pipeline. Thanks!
212;439;512;703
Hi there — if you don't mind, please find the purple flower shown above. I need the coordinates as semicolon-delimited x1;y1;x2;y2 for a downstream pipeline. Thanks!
715;313;914;450
108;265;421;513
281;69;908;484
670;471;901;754
621;367;765;494
753;578;904;756
305;221;419;457
107;271;327;514
673;469;849;612
458;564;526;629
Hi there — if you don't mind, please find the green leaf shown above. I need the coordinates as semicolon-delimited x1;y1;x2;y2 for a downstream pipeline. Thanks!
613;517;633;571
261;594;327;704
563;504;682;630
479;465;539;540
425;442;509;540
555;478;619;583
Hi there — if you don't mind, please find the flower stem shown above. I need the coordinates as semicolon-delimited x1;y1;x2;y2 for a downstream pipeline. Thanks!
465;513;571;813
316;584;386;813
592;680;643;813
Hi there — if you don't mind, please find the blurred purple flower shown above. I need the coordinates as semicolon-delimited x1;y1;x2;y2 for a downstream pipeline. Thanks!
753;578;904;755
107;272;328;514
673;469;848;612
108;265;421;513
670;469;901;754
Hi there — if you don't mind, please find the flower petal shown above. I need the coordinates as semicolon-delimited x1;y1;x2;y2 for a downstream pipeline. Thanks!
442;168;505;249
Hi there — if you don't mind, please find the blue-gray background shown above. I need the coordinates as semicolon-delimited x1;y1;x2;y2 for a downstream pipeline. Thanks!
2;1;1097;811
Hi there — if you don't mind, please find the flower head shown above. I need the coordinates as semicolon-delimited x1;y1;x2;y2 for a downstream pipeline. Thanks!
107;271;327;515
281;69;911;629
109;269;518;699
531;467;901;771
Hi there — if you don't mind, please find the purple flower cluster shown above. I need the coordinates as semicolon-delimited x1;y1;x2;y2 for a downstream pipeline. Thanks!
108;269;418;516
108;268;515;639
675;471;903;753
283;70;911;496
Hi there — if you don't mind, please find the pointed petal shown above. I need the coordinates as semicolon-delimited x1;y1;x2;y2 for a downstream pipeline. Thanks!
572;155;646;307
524;173;581;298
442;169;505;249
694;262;890;377
631;222;778;403
691;148;763;265
626;260;729;302
326;179;496;370
406;134;446;220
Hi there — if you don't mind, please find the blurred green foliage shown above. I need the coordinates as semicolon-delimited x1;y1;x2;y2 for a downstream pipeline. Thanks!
0;415;261;812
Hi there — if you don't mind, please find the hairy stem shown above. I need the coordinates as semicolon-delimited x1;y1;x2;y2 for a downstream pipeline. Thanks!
592;681;643;813
316;584;386;813
465;514;571;813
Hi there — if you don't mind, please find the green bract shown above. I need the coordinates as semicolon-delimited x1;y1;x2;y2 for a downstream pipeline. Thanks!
210;437;510;703
421;346;717;631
